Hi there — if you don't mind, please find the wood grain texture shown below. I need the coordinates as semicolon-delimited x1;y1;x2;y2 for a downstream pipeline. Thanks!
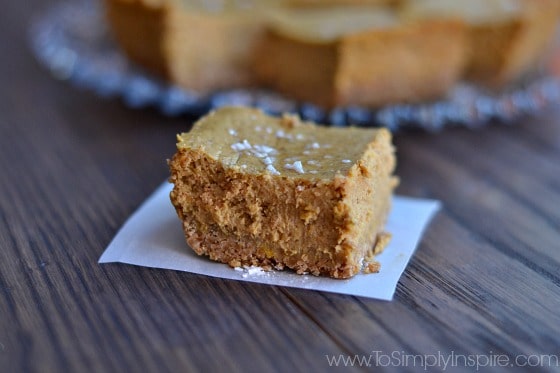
1;1;560;372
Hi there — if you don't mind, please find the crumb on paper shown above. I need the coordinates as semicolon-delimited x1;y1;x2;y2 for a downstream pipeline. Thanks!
363;261;381;274
234;265;269;278
361;232;392;274
247;266;265;276
373;232;392;256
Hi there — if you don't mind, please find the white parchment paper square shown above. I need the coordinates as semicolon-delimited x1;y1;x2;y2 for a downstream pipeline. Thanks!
99;182;440;300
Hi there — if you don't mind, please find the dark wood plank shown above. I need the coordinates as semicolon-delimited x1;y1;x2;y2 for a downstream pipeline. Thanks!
512;108;560;155
395;131;560;278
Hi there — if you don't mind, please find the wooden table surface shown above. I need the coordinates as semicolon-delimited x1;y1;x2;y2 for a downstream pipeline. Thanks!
2;1;560;372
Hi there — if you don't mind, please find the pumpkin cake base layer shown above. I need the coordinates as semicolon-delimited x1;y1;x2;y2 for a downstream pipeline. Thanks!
169;107;397;278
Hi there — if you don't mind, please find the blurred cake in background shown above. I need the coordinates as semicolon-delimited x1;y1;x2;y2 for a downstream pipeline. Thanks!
401;0;560;85
105;0;285;92
104;0;560;108
253;6;466;107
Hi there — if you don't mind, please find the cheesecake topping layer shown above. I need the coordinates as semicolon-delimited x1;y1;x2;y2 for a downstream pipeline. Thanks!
177;107;387;180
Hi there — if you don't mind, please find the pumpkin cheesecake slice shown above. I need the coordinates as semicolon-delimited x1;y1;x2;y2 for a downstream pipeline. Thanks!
253;6;467;108
401;0;560;85
168;107;398;278
105;0;285;93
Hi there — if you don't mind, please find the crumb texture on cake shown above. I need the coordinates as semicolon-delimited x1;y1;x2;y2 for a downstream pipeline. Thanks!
169;107;397;278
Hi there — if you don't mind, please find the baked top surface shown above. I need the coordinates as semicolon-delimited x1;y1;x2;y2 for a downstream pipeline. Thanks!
401;0;522;24
176;106;388;180
162;0;285;12
268;6;397;42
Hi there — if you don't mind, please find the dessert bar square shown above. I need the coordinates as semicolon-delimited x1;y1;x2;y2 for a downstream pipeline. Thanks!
169;107;397;278
253;7;466;108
